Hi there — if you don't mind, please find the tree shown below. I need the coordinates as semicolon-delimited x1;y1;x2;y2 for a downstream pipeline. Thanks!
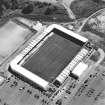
11;0;18;10
22;3;33;14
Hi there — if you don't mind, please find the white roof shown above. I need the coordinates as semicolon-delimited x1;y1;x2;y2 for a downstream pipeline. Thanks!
72;62;88;78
